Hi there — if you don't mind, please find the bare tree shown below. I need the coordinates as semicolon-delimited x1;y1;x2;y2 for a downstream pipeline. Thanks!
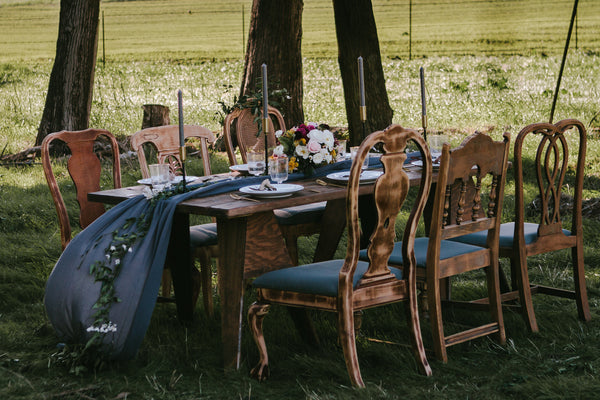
36;0;100;146
241;0;304;127
333;0;393;145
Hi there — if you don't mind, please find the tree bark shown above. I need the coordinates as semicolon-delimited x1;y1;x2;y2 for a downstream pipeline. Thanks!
241;0;304;127
333;0;393;146
35;0;100;146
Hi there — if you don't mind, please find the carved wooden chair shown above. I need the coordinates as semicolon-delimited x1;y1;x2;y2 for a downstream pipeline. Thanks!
41;128;122;250
376;131;511;362
450;119;591;332
222;107;324;265
130;124;217;316
248;125;433;387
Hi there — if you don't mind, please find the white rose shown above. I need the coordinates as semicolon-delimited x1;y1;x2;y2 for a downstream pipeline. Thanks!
311;152;324;164
275;129;283;138
273;145;285;156
308;129;325;143
322;130;335;150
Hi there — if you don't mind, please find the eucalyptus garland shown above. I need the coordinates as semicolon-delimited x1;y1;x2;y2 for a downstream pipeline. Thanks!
83;182;191;353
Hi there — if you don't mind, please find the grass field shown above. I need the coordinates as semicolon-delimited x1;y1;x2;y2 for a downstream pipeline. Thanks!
2;0;600;399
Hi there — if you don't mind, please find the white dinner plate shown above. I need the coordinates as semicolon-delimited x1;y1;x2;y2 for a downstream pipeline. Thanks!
229;164;249;173
137;176;199;185
239;183;303;198
410;160;440;170
326;170;383;184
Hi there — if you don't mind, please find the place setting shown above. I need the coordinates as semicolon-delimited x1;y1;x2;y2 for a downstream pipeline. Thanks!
234;153;303;200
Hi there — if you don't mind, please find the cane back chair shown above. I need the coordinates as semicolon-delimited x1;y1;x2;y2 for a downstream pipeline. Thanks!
131;124;217;316
222;106;324;265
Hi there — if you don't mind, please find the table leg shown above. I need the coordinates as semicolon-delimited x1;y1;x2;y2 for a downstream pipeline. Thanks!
168;211;194;322
217;217;247;370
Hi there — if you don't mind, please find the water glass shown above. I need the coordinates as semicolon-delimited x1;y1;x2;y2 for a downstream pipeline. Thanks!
269;155;288;184
350;146;369;170
428;134;448;161
336;140;347;161
149;163;170;191
247;151;265;176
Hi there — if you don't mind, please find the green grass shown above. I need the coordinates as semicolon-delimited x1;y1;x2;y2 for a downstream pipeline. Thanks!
2;0;600;399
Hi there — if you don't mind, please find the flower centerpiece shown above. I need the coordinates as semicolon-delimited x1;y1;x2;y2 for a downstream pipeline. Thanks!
273;123;345;175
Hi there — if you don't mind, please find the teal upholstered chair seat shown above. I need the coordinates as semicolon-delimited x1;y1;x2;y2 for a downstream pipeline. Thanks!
189;223;218;247
274;202;326;226
360;237;487;267
253;260;403;297
449;222;571;248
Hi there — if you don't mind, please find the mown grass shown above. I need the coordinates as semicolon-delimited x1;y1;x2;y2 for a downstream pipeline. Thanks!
2;1;600;399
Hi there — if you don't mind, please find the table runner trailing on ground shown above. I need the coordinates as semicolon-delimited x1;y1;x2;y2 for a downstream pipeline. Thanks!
44;159;373;360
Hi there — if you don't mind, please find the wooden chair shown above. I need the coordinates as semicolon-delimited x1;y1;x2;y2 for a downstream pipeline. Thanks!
377;131;511;362
41;128;122;250
130;124;217;316
222;107;324;265
248;125;433;387
450;119;591;332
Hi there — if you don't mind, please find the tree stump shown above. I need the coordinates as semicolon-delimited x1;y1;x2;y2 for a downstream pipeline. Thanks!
142;104;170;129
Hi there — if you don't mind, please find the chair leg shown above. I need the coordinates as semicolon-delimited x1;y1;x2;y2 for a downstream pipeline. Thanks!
485;262;506;345
511;254;538;332
196;248;214;317
248;302;271;381
572;244;592;322
406;279;432;376
338;306;364;387
428;275;448;362
282;232;299;266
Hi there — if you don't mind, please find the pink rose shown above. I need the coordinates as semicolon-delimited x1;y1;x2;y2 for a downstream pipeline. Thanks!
306;139;322;153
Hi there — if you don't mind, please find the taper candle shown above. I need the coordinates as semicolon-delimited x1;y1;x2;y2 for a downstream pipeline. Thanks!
178;89;184;147
420;67;426;117
358;56;365;107
261;64;268;121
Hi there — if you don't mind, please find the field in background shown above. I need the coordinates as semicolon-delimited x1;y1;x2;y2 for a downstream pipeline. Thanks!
0;0;599;62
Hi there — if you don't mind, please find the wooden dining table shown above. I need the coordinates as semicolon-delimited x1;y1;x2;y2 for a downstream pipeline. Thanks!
88;167;426;370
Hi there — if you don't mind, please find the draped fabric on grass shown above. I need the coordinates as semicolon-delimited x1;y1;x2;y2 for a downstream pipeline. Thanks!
44;159;367;360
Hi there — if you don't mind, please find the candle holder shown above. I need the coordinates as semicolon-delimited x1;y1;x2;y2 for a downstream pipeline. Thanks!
179;146;187;189
263;117;270;176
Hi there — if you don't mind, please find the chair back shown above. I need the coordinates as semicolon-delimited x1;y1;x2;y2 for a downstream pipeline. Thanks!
513;119;586;242
430;132;511;248
41;128;122;250
341;125;433;293
223;106;285;165
130;124;215;179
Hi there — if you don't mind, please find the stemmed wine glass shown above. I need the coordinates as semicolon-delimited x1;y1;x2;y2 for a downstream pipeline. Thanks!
247;151;265;176
269;155;288;184
350;146;369;171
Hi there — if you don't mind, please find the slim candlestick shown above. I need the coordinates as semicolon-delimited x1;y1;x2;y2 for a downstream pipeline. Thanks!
358;57;367;126
177;89;187;188
261;64;269;175
419;67;428;141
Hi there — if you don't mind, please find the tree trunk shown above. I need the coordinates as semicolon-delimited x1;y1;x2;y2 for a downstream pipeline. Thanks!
241;0;304;128
35;0;100;146
333;0;393;146
141;104;171;129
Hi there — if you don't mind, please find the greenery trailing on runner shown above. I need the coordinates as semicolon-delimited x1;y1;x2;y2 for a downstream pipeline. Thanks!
64;181;193;370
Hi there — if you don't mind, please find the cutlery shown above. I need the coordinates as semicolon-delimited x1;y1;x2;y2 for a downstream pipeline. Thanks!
230;193;260;202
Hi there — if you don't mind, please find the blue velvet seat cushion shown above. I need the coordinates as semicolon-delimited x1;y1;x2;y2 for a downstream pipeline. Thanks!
252;260;403;297
358;237;486;268
189;223;218;247
448;222;572;248
274;202;326;225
